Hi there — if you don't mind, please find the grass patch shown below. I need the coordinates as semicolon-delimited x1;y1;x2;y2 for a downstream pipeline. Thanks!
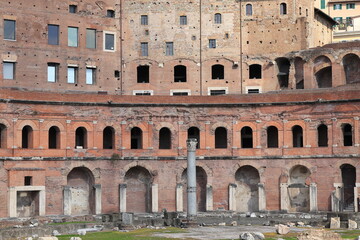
335;229;360;239
264;231;298;240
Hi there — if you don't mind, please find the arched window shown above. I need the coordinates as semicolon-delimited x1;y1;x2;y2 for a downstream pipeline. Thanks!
75;127;87;149
215;127;227;149
137;65;149;83
292;125;303;147
0;124;7;148
317;124;328;147
241;127;253;148
103;126;115;149
131;127;143;149
188;127;200;149
342;124;353;146
246;4;253;16
174;65;187;82
212;64;224;79
22;125;33;149
49;126;60;149
249;64;262;79
214;13;222;24
267;126;278;148
280;3;287;14
159;127;171;149
342;54;360;84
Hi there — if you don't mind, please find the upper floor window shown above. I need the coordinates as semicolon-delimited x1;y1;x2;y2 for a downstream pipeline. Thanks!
107;9;115;18
212;64;224;79
333;4;342;10
3;62;15;80
67;66;78;84
86;29;96;49
320;0;326;9
48;24;59;45
137;65;150;83
68;27;78;47
209;39;216;48
180;15;187;25
141;15;148;25
214;13;222;24
249;64;262;79
346;3;355;9
86;67;96;85
104;32;115;51
246;4;253;16
174;65;186;82
69;5;77;13
141;42;148;56
280;3;287;14
4;20;16;40
47;63;59;82
166;42;174;56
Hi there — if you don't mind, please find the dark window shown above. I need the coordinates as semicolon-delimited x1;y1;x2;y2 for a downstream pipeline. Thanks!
174;65;186;82
210;90;226;95
267;126;278;148
166;42;174;56
48;24;59;45
180;15;187;25
159;127;171;149
280;3;287;14
22;125;33;149
292;125;303;147
215;127;227;149
141;15;148;25
3;62;15;80
276;58;290;89
172;92;189;96
0;124;7;148
105;33;115;50
247;88;260;94
86;29;96;49
137;65;149;83
4;19;15;40
131;127;143;149
317;124;328;147
69;5;77;13
209;39;216;48
212;64;224;79
246;4;253;16
24;176;32;186
188;127;200;149
214;13;222;24
48;126;60;149
107;9;115;18
135;92;151;95
141;42;148;56
103;127;114;149
249;64;262;79
75;127;87;148
343;124;353;146
241;126;253;148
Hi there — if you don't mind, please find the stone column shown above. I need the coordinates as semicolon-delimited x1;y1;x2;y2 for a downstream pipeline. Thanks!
206;184;213;211
332;183;343;212
355;183;360;212
9;187;17;217
228;183;237;211
119;184;127;213
187;138;198;219
63;186;72;215
288;59;296;89
94;184;102;215
258;183;266;211
39;188;46;216
309;183;318;212
280;183;289;212
176;184;183;212
152;183;158;213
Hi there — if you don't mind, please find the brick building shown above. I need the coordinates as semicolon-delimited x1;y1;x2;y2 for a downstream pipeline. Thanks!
0;0;359;218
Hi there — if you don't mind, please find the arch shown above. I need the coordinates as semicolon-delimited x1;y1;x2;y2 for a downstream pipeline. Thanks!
215;127;227;149
67;167;95;215
249;64;261;79
341;164;356;211
241;126;253;148
342;123;353;146
235;165;260;212
280;3;287;15
246;4;253;16
103;126;115;149
75;127;87;149
294;57;305;89
317;124;328;147
292;125;303;147
214;13;222;24
267;126;278;148
314;55;332;88
125;166;152;213
159;127;171;149
48;126;60;149
22;125;33;149
288;165;311;212
174;65;187;82
342;53;360;84
181;166;207;212
188;127;200;149
211;64;224;79
0;123;7;148
275;58;290;89
131;127;143;149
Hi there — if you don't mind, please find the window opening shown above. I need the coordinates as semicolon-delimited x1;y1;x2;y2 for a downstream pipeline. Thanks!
86;67;96;85
210;90;226;95
215;127;227;149
246;4;253;16
343;124;353;146
249;64;261;79
166;42;174;56
48;126;60;149
75;127;87;148
214;13;222;24
209;39;216;48
47;63;59;83
141;15;148;25
105;33;115;50
141;42;148;56
174;65;186;82
180;15;187;25
69;5;77;13
3;62;15;80
0;124;7;148
159;127;171;149
188;127;200;149
292;125;303;147
107;9;115;18
137;65;149;83
131;127;143;149
24;176;32;186
48;24;59;45
67;66;78;84
22;126;33;149
317;124;328;147
267;126;278;148
280;3;287;14
241;126;253;148
68;27;78;47
211;64;224;79
103;127;114;149
86;29;96;49
4;19;16;40
276;58;290;89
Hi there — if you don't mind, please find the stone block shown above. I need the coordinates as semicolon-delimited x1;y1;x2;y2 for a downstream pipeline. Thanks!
330;217;340;229
276;224;290;235
348;219;357;229
121;212;134;225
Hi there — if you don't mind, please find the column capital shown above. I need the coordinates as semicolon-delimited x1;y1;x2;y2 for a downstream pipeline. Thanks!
187;138;198;151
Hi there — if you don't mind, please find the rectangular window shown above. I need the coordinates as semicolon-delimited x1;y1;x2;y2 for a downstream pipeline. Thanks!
346;3;355;9
4;19;16;40
24;176;32;186
86;29;96;49
320;0;326;9
141;42;148;56
68;27;78;47
3;62;15;80
172;92;189;96
141;15;148;25
247;88;260;94
133;90;153;95
166;42;174;56
333;4;342;10
86;67;96;85
47;63;59;83
48;24;59;45
209;39;216;48
210;89;226;95
107;9;115;18
105;33;115;50
67;66;78;83
180;15;187;25
334;17;343;23
69;5;77;13
135;92;151;95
